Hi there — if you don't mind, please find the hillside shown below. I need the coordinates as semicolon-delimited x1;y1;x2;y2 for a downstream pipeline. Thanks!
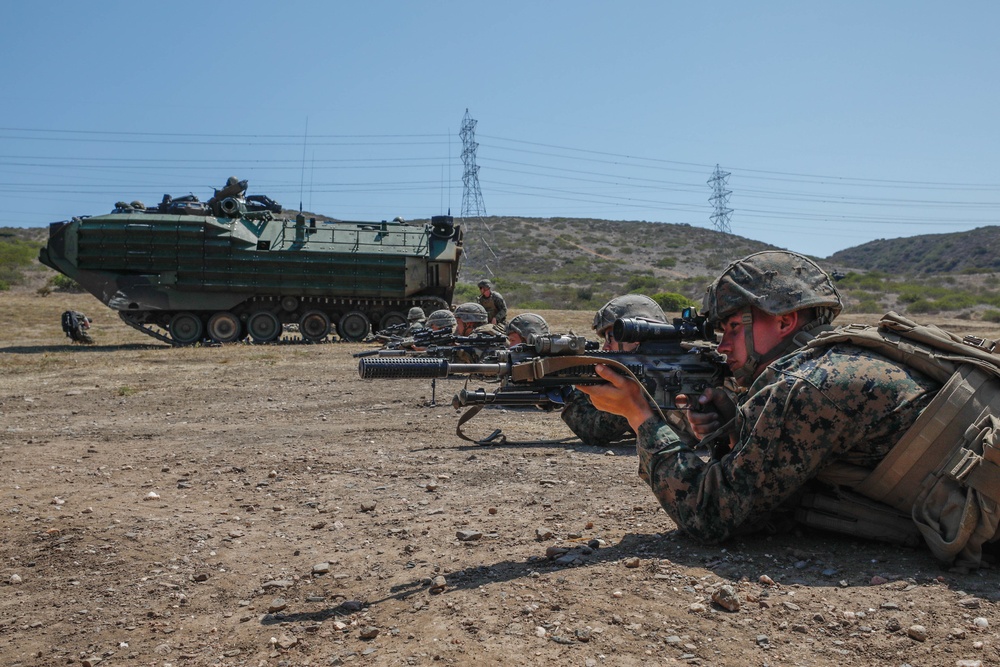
454;216;774;312
454;216;1000;321
829;225;1000;274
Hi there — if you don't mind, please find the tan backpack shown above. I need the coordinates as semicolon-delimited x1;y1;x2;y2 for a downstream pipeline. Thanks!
797;312;1000;570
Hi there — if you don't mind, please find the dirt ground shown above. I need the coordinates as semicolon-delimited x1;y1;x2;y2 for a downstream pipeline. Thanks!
2;292;999;667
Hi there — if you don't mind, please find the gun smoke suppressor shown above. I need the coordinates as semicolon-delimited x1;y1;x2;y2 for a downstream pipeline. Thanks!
358;357;505;380
358;357;451;379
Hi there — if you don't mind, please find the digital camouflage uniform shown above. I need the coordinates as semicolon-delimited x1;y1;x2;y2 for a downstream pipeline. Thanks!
451;323;507;363
562;294;667;446
636;341;940;543
561;388;633;446
477;291;507;324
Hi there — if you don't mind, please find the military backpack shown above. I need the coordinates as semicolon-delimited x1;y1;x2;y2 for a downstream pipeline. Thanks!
796;311;1000;570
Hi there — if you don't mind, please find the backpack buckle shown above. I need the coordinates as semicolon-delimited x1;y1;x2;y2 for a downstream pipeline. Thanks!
963;335;997;353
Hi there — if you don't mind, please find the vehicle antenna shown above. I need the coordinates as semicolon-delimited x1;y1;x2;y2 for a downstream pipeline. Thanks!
299;116;309;212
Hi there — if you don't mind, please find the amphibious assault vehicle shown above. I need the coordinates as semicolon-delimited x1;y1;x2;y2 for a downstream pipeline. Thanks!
39;178;463;345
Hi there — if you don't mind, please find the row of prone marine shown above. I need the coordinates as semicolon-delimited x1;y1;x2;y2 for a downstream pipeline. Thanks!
360;251;1000;572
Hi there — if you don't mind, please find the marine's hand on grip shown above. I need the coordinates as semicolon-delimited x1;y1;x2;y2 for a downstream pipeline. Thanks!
576;364;655;433
674;387;737;441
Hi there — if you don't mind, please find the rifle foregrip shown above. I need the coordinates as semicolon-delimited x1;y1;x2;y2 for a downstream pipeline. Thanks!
358;357;451;379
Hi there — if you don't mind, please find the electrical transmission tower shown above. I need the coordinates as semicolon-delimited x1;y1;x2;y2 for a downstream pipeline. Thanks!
708;164;734;255
459;109;497;277
460;109;486;218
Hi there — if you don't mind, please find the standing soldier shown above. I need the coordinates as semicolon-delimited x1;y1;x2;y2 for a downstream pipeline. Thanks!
477;280;507;326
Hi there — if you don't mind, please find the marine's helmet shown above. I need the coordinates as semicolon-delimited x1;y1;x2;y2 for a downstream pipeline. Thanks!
130;200;146;210
477;279;492;290
592;294;666;337
407;307;425;322
425;309;457;331
454;302;489;324
702;250;843;328
507;313;549;340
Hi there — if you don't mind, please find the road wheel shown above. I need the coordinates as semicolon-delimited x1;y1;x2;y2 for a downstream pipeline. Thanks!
299;310;331;342
169;312;203;346
207;312;242;343
379;311;407;331
338;311;371;342
247;311;282;343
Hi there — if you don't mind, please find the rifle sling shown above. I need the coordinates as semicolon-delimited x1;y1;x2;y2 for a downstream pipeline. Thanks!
455;404;486;442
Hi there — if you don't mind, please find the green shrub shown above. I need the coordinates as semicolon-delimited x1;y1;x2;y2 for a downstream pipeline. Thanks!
47;274;86;293
625;275;659;293
654;257;677;269
0;236;42;288
906;299;939;314
452;283;479;303
982;310;1000;323
652;292;696;313
851;296;883;313
838;271;889;291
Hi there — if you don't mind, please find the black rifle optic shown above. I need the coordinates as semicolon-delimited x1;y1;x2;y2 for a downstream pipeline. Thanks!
358;310;728;441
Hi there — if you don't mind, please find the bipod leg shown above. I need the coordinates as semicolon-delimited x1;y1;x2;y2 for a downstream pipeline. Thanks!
430;378;436;407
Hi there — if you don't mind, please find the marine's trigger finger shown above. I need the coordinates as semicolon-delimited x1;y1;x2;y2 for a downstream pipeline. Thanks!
675;394;691;410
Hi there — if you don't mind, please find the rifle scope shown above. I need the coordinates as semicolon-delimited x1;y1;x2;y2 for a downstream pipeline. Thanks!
612;317;714;344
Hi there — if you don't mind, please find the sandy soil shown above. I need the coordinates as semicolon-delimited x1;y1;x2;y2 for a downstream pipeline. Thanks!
1;292;999;667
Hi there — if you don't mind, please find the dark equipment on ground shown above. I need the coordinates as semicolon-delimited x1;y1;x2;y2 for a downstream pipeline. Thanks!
39;178;463;346
359;309;728;440
61;310;94;344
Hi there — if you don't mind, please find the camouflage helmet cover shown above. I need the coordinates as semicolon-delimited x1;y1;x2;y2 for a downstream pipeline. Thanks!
406;307;426;322
425;309;457;330
477;279;492;289
507;313;550;339
454;302;489;323
593;294;666;335
702;250;843;325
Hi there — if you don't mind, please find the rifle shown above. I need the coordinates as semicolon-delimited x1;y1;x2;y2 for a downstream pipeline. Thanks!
353;327;453;358
352;332;508;359
370;321;410;342
358;311;729;441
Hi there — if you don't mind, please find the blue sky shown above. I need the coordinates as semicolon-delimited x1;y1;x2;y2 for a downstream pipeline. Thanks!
1;1;997;258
